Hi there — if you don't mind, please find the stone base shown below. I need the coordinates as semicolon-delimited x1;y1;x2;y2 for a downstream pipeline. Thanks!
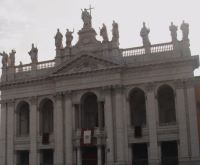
148;159;160;165
179;160;200;165
114;161;128;165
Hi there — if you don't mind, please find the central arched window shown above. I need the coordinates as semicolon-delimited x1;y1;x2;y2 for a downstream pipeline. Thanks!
16;101;30;136
39;99;54;134
158;85;176;124
129;88;146;126
81;92;98;129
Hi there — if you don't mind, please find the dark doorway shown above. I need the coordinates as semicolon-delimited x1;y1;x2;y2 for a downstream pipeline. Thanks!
40;149;54;165
161;141;178;165
132;143;148;165
82;146;97;165
16;150;29;165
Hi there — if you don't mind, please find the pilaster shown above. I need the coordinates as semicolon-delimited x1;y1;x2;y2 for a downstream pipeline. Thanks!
64;91;73;165
54;92;64;165
0;101;7;165
145;83;160;165
104;87;114;165
29;96;38;165
7;99;15;165
114;86;127;165
185;80;200;160
174;80;189;162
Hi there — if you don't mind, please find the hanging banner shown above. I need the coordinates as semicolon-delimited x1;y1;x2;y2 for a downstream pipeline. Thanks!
83;130;92;144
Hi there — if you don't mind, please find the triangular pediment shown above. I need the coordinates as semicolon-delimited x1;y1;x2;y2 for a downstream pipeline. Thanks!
51;54;121;75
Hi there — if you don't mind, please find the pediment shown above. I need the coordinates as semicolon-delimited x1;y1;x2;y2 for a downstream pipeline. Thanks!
52;54;121;75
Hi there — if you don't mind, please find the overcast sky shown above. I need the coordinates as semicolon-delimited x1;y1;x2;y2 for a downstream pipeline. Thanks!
0;0;200;74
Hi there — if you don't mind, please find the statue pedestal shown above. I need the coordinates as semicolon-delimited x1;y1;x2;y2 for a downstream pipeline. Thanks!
76;28;99;47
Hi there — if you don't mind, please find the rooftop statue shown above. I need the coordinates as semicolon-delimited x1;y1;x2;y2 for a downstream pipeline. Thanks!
28;43;38;64
100;23;109;42
180;20;189;41
8;49;16;67
140;22;151;46
112;20;119;42
66;29;74;47
18;61;23;72
0;51;8;68
55;29;63;48
81;8;92;28
169;22;178;42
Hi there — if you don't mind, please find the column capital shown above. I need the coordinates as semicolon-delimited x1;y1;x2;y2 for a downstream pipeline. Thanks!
63;90;72;98
54;92;63;100
145;82;155;92
174;79;185;89
0;99;7;105
7;99;15;107
29;96;37;105
185;79;195;88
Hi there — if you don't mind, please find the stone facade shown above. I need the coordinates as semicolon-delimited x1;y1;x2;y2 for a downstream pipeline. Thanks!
0;10;200;165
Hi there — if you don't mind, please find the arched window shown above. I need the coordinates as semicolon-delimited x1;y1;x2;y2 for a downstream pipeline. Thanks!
16;101;30;136
158;85;176;124
39;99;54;134
129;88;146;126
81;92;98;129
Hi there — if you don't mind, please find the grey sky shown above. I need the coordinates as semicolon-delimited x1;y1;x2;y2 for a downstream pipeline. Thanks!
0;0;200;74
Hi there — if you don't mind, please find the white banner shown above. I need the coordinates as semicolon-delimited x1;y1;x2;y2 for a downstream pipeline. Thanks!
83;130;92;144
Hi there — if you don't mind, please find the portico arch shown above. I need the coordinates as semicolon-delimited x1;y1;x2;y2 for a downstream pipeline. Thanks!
16;101;30;136
129;88;146;127
39;98;54;134
81;92;98;129
157;84;176;124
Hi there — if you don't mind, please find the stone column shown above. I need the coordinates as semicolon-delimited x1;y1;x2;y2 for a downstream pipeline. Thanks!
128;145;132;165
0;102;7;165
104;87;114;165
98;146;102;165
146;83;159;165
7;99;15;165
174;81;189;163
54;93;64;165
98;101;103;129
64;92;73;165
30;97;38;165
114;86;126;164
77;147;82;165
186;80;200;161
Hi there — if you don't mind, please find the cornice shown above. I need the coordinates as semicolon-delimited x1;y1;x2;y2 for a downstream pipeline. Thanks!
0;66;123;88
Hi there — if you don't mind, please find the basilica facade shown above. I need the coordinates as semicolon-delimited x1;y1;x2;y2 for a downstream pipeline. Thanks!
0;10;200;165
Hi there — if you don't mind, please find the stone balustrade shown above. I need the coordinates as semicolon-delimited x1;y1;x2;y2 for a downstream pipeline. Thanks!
15;59;55;73
122;42;174;57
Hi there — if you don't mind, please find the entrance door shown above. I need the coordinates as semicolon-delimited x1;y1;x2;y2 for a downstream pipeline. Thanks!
82;147;97;165
161;141;178;165
132;143;148;165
